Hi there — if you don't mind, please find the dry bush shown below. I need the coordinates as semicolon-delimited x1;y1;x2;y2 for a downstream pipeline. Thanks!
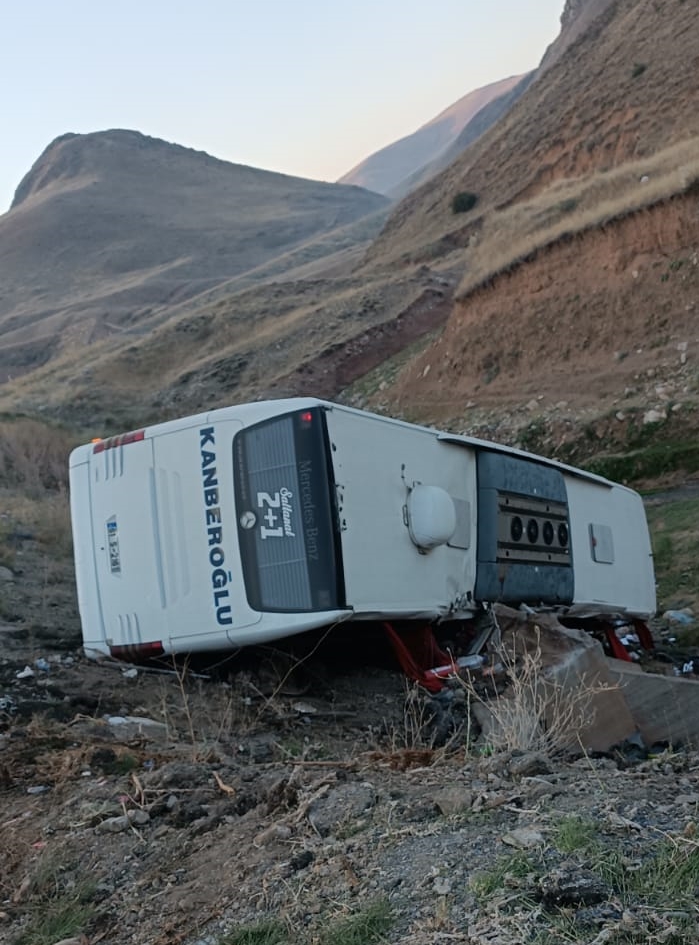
0;418;75;567
377;681;446;755
369;681;475;771
157;664;254;758
0;417;77;496
0;490;73;562
34;491;72;556
463;627;612;755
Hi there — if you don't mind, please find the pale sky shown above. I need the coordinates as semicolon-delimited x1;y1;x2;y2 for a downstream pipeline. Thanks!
0;0;564;214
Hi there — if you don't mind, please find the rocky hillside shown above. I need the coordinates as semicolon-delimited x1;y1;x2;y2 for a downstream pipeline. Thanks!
0;130;388;383
539;0;616;71
4;592;699;945
386;187;699;455
394;72;537;200
366;0;699;270
342;0;699;475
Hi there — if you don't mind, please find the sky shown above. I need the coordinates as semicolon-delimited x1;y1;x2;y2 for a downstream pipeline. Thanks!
0;0;564;214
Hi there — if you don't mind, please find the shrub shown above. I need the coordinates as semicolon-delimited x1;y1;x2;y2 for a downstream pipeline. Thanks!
219;919;289;945
0;418;76;495
319;899;393;945
452;191;478;214
557;197;578;213
460;625;612;755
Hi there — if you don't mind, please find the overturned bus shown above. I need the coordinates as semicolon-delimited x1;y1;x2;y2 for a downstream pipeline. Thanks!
69;398;655;659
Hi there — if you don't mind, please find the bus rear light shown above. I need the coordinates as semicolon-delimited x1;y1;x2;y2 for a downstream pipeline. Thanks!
93;430;145;453
109;640;164;660
300;411;313;424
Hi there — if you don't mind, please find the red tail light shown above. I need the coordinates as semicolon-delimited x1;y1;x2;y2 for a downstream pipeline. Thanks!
109;641;164;660
93;430;145;453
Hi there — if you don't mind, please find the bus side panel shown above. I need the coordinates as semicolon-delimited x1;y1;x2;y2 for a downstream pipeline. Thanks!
475;451;574;605
566;478;656;617
69;448;108;657
327;409;477;615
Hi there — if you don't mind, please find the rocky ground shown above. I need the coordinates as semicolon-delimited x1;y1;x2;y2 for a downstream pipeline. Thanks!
3;430;699;945
3;608;699;945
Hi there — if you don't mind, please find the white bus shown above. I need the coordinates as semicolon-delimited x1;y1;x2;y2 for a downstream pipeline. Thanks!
69;398;655;660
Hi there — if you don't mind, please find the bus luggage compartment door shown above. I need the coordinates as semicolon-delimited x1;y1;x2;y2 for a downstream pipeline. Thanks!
474;451;574;606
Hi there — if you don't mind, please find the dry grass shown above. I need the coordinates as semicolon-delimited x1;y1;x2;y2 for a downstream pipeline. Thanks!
469;816;699;945
219;898;393;945
646;496;699;615
157;668;249;758
379;680;474;760
457;136;699;298
0;418;76;582
462;627;612;755
0;417;75;496
0;489;72;565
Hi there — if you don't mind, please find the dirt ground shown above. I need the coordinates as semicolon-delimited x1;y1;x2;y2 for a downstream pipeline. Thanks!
4;591;699;945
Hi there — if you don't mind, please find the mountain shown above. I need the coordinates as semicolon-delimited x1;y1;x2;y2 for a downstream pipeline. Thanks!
343;0;617;201
3;0;699;487
366;0;699;272
390;72;537;199
0;130;389;383
337;74;526;197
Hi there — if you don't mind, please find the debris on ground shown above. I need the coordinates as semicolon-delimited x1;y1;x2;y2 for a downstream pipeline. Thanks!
3;607;699;945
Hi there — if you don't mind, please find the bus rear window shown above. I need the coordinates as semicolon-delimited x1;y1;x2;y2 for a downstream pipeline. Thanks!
233;408;343;612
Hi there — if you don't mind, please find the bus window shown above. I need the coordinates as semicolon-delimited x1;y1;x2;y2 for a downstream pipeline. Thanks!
233;407;344;612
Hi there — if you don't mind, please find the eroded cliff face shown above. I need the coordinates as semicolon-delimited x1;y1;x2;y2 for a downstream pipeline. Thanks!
540;0;617;71
387;192;699;425
561;0;588;29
